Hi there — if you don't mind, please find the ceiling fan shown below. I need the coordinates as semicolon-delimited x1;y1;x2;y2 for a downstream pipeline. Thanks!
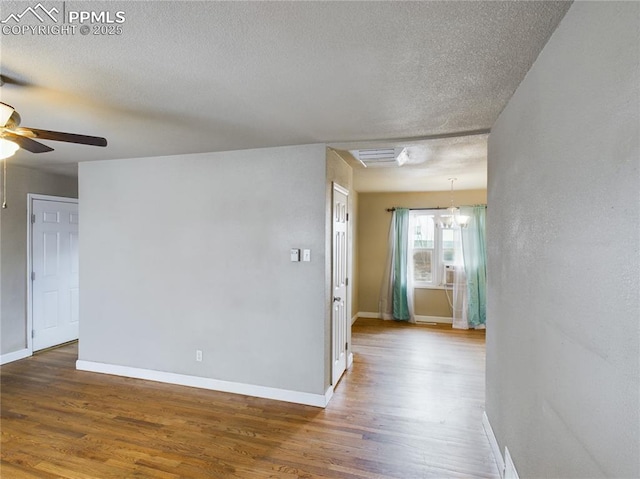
0;101;108;209
0;101;107;160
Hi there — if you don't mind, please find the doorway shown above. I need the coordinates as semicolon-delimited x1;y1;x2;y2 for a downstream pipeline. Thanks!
27;194;79;352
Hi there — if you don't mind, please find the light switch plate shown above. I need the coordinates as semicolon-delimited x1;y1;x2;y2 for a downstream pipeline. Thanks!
302;249;311;262
290;248;300;262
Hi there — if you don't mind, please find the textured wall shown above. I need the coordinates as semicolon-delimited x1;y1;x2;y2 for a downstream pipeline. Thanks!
79;144;328;395
357;190;487;317
0;165;77;356
486;2;639;477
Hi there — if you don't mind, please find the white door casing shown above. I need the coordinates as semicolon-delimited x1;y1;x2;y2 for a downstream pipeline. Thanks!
332;183;349;386
30;197;79;351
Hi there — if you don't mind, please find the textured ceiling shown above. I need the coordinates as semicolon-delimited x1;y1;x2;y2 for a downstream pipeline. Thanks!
0;1;571;191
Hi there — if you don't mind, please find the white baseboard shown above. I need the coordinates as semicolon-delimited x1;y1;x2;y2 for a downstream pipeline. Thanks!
347;352;354;369
358;313;452;324
483;411;505;478
324;384;334;405
415;315;453;325
76;360;333;408
1;348;31;365
504;447;520;479
351;314;358;325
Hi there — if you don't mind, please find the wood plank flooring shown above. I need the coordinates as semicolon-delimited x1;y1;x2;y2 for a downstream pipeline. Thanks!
1;318;499;478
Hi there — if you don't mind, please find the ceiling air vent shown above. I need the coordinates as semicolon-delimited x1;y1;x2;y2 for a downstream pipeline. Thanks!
353;147;409;168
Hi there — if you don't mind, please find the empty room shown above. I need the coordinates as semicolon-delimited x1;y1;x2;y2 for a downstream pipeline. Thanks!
1;1;638;478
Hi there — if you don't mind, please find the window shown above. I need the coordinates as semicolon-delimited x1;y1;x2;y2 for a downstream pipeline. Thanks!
410;210;458;288
411;214;435;283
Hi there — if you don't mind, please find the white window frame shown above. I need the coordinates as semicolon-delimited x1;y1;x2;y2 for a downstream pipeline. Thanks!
410;210;456;290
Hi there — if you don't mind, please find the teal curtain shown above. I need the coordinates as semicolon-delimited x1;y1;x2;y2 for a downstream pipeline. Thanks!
392;208;410;321
461;206;487;327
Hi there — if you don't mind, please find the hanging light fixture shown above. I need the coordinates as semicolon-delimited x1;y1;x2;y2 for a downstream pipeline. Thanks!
0;138;19;160
1;157;6;209
437;178;469;228
0;139;18;209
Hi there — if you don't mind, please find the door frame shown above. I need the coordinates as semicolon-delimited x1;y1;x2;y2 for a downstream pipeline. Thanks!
26;194;79;354
331;182;351;386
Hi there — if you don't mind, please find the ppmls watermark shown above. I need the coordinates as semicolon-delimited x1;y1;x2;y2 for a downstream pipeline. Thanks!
1;2;126;36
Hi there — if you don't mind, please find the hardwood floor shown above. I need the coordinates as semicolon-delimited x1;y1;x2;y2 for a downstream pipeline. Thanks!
1;318;499;478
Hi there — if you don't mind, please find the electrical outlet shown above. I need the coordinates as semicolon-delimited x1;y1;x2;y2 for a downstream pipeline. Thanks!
196;350;203;362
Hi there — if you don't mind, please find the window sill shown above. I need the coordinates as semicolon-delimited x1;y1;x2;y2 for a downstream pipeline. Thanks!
413;284;453;291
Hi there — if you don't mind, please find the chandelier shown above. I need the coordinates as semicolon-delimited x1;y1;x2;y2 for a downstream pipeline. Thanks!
437;178;469;228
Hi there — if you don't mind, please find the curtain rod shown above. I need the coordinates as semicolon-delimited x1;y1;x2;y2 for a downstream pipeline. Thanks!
386;205;487;212
386;207;447;212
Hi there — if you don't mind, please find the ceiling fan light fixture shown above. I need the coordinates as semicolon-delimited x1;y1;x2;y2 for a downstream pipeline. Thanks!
0;138;19;160
0;103;15;127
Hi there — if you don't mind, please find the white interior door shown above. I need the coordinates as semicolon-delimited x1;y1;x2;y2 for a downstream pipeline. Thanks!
332;184;349;386
32;198;79;351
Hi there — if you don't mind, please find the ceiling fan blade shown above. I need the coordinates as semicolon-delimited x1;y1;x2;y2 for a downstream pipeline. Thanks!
0;74;32;87
3;131;54;153
26;128;107;147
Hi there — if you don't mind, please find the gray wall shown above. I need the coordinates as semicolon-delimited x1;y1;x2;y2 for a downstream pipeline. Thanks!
0;164;78;356
486;2;639;477
78;144;329;395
